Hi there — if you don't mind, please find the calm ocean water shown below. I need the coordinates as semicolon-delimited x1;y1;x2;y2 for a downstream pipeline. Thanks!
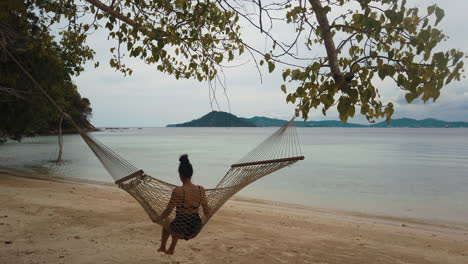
1;127;467;224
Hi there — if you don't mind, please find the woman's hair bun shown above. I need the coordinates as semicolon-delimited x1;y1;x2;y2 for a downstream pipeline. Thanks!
179;154;190;164
178;154;193;178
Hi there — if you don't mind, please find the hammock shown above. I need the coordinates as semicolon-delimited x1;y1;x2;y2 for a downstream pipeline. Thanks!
79;117;304;237
6;49;305;238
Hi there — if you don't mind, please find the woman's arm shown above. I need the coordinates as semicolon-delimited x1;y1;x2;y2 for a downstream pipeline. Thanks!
159;188;179;220
200;187;211;217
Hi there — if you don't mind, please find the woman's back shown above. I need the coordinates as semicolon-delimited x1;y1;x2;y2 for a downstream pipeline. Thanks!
174;185;203;215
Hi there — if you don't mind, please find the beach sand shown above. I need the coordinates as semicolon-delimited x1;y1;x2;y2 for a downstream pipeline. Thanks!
1;170;467;264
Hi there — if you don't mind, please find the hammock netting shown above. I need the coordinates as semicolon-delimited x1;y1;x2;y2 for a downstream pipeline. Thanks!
77;117;303;238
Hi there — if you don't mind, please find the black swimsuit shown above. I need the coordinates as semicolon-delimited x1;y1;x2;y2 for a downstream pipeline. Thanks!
170;186;202;240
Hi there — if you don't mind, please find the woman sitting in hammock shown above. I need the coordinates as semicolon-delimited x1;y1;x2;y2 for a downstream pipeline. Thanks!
157;154;211;255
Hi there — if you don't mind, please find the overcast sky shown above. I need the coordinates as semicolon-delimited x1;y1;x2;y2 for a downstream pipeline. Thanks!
73;0;468;127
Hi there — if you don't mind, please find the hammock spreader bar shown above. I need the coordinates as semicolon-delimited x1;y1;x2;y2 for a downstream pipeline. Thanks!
231;156;305;168
115;169;144;185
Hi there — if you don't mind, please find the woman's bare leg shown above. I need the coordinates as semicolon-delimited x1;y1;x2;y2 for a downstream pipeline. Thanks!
158;227;170;252
166;233;181;255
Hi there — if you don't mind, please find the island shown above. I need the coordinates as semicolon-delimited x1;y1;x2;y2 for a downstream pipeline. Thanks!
166;111;256;127
166;111;468;128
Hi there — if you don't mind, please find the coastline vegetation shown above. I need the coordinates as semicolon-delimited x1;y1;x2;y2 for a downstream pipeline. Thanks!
0;1;94;142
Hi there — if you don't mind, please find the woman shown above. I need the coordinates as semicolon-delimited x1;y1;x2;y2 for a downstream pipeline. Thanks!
157;154;211;255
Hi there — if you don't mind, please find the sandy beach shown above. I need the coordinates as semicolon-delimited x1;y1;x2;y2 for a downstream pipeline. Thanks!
1;170;467;264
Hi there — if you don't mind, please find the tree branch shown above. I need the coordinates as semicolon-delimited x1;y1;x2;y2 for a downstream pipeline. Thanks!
308;0;342;81
84;0;139;30
350;55;434;72
0;86;26;99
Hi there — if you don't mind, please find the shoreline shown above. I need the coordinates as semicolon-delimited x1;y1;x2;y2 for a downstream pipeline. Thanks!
2;167;467;230
1;170;468;263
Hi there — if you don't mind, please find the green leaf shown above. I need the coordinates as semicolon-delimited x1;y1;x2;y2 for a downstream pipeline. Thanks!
446;73;455;84
268;61;275;73
282;69;290;81
427;5;435;15
337;97;350;122
348;89;358;100
311;62;321;72
105;22;114;31
435;7;445;26
281;84;287;93
378;69;387;80
297;86;305;96
405;93;418;103
422;18;429;28
291;69;301;80
286;94;296;103
157;41;165;49
356;34;363;42
319;94;329;105
214;55;222;64
349;105;355;117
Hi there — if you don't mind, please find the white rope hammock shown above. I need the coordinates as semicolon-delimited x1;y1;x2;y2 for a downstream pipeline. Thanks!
7;49;305;239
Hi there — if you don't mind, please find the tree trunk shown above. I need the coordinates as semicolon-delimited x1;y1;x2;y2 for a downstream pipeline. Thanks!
308;0;346;86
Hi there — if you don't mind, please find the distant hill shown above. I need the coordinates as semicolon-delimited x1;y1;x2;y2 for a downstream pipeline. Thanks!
371;118;468;128
167;112;468;128
240;116;288;127
167;111;256;127
241;116;365;127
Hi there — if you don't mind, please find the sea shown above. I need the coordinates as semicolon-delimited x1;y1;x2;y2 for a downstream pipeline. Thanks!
1;127;467;224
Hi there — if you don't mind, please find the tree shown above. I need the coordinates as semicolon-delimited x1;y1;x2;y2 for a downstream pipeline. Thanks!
24;0;245;80
0;1;94;142
228;0;466;122
2;0;465;124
